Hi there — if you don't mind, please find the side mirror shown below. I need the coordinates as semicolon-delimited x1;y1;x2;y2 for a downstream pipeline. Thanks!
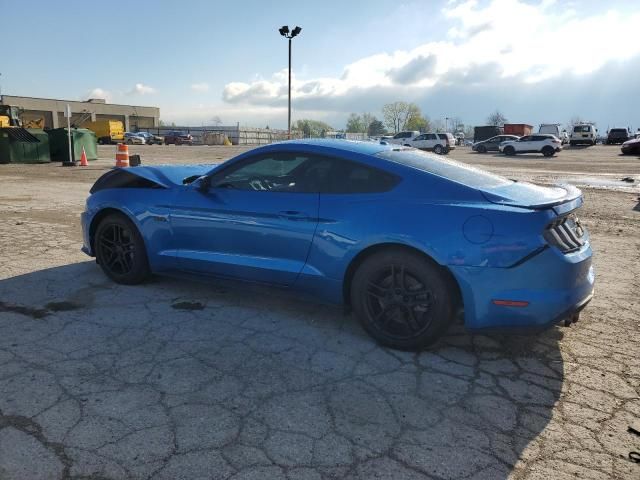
194;176;212;193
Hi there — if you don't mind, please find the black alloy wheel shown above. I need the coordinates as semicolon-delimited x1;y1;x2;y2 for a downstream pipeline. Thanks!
95;214;150;284
477;144;487;153
351;249;454;350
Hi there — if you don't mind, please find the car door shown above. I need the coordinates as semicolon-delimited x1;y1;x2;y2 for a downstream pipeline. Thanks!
170;152;320;286
517;135;532;152
411;134;427;149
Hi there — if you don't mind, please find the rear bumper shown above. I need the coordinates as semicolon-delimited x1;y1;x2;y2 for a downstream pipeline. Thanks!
450;244;595;331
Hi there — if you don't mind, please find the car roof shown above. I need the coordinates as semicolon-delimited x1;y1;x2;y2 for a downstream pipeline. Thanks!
251;138;395;156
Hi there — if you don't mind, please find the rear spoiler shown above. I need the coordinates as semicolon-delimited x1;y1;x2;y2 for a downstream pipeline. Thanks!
481;183;583;211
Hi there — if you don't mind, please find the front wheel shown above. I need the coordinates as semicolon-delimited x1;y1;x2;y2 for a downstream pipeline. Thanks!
94;213;150;285
476;145;487;154
434;144;444;155
504;146;516;156
351;249;454;350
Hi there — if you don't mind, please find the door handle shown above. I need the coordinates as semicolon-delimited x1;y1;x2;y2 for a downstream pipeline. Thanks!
278;210;311;220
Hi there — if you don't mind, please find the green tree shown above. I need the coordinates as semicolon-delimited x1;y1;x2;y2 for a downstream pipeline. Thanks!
368;119;386;136
406;115;429;132
345;113;363;133
293;119;333;138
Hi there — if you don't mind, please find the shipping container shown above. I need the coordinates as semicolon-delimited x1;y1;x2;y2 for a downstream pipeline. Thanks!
503;124;533;136
473;125;503;143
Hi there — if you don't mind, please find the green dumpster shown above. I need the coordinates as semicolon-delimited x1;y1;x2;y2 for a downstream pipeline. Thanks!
0;128;51;164
47;128;98;163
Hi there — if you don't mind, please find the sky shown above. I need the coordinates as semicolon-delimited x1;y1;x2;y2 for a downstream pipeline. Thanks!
2;0;640;131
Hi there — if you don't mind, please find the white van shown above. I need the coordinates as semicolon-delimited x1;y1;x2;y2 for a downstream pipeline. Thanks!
570;124;597;146
539;124;568;144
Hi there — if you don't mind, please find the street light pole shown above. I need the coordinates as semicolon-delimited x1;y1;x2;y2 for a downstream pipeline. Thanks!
279;25;302;139
288;37;292;138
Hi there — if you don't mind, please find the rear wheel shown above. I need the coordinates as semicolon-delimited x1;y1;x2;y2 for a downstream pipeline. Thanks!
542;146;555;157
351;249;454;350
94;213;150;285
504;146;516;156
434;144;444;155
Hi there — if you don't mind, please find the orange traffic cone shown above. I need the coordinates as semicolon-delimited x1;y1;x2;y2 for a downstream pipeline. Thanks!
115;143;129;167
79;146;89;166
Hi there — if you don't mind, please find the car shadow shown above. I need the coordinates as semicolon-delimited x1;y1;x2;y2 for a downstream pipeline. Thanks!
0;262;564;479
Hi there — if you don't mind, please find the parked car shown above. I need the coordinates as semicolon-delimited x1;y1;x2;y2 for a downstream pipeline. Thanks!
124;132;145;145
570;124;597;146
620;136;640;155
499;134;562;157
410;132;456;154
472;135;520;153
82;139;594;350
135;131;164;145
606;128;630;145
539;124;569;144
386;130;420;146
164;131;193;145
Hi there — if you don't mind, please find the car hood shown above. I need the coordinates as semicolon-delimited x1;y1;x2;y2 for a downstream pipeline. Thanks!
622;138;640;146
119;164;214;188
480;181;582;209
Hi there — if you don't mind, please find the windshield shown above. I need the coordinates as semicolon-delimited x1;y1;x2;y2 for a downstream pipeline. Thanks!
376;149;512;188
573;125;592;133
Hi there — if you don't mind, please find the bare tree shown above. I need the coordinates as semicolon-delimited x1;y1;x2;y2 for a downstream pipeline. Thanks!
383;102;422;133
486;110;508;126
361;112;375;134
211;116;222;126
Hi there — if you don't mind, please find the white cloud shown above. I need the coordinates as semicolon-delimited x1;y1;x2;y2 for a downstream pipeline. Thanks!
191;82;210;93
222;0;640;109
84;87;111;101
129;83;156;95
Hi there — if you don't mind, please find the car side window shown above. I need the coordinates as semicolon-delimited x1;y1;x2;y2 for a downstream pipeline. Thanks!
319;157;399;194
211;154;313;192
415;134;426;141
519;136;531;142
394;133;404;139
427;134;437;140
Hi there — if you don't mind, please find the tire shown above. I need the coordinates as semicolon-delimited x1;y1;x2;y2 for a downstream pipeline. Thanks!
504;146;516;156
542;146;555;157
98;138;104;145
94;213;150;285
434;144;444;155
350;249;454;350
127;139;133;145
477;145;487;154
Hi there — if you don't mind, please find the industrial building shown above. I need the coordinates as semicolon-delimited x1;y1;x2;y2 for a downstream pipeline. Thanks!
0;95;160;131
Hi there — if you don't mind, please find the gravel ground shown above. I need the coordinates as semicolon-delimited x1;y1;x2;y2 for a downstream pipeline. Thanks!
0;144;639;480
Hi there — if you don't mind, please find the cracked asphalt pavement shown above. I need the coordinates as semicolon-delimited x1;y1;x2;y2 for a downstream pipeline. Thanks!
0;145;639;479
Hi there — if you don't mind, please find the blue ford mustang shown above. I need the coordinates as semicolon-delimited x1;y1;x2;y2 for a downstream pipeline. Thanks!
81;139;594;350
